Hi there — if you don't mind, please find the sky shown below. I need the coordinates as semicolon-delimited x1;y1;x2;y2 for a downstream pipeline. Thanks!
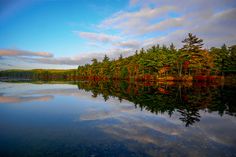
0;0;236;70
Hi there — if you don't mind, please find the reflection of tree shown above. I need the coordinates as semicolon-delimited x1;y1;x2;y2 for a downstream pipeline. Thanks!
76;80;236;127
91;92;98;98
178;109;201;127
103;94;109;101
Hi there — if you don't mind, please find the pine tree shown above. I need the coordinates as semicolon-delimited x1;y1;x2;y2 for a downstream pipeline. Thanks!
228;45;236;73
119;54;123;60
179;33;205;76
181;33;203;53
140;48;145;54
91;58;98;65
170;43;176;51
103;54;109;62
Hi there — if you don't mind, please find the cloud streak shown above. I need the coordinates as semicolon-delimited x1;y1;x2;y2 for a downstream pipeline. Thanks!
96;0;236;48
113;40;141;49
0;95;53;103
0;49;53;58
99;6;177;36
74;31;121;43
0;48;132;67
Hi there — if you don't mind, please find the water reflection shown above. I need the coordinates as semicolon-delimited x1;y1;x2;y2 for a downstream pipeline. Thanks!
0;95;53;103
76;81;236;127
0;81;235;157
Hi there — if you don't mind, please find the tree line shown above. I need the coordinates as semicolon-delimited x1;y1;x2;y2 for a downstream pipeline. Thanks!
0;33;235;82
77;33;236;82
0;69;77;81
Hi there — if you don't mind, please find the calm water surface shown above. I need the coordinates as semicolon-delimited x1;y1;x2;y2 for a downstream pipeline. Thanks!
0;81;235;157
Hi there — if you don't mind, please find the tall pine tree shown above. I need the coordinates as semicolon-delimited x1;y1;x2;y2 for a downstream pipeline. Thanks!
181;33;203;53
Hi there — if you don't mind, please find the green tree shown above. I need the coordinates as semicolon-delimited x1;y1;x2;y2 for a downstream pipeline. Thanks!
140;48;145;54
170;43;176;51
121;66;128;79
103;54;109;62
91;58;98;65
119;54;123;60
210;44;230;75
228;45;236;72
179;33;206;76
181;33;203;53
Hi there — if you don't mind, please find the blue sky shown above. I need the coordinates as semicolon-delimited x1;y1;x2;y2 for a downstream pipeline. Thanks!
0;0;236;69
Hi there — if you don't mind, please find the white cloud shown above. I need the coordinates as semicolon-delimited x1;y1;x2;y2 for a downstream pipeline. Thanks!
15;47;133;66
96;0;236;48
0;49;53;58
99;6;177;36
113;40;141;49
74;31;121;43
147;8;236;48
143;17;183;34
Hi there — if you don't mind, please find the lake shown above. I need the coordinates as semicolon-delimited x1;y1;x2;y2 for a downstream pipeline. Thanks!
0;81;235;157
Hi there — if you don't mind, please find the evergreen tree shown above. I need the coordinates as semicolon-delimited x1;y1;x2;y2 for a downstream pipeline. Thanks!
151;45;156;52
140;48;145;54
119;54;123;60
181;33;203;53
121;66;128;79
229;45;236;71
170;43;176;51
162;45;168;51
220;44;228;73
103;54;109;62
91;58;98;65
179;33;205;75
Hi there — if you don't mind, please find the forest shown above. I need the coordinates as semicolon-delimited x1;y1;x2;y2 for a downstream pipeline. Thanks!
77;33;236;82
1;33;235;82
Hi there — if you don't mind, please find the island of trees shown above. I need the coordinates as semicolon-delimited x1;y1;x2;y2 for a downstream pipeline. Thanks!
1;33;235;82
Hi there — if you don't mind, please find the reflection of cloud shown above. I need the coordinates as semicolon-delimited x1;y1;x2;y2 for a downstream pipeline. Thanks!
99;115;184;144
79;105;136;121
0;82;235;156
80;110;116;121
0;95;53;103
195;115;236;146
97;112;236;157
78;97;236;157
